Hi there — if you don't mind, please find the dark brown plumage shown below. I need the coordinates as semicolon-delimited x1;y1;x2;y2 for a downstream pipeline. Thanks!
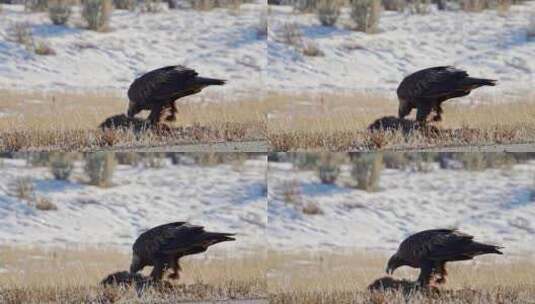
386;229;503;287
100;270;147;287
99;114;151;132
98;114;172;134
368;276;440;296
397;66;496;123
100;271;173;294
368;276;419;293
368;116;440;137
127;65;226;125
368;116;417;133
129;222;235;281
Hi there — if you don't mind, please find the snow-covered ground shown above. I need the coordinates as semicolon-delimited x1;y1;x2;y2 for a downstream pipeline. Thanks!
0;157;267;254
268;2;535;97
0;2;266;100
268;160;535;256
2;2;533;99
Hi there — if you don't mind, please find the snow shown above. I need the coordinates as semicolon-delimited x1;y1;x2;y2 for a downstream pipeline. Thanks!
268;161;535;256
267;2;535;97
0;2;266;100
1;2;533;99
2;156;535;258
0;157;267;254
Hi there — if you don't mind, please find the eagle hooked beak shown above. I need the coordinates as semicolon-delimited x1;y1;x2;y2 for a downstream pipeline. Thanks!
126;100;137;118
130;254;142;274
386;255;400;275
398;99;411;119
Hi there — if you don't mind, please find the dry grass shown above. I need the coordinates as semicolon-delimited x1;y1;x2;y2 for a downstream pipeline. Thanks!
266;92;535;151
0;90;268;151
0;246;267;303
268;250;535;304
4;89;534;151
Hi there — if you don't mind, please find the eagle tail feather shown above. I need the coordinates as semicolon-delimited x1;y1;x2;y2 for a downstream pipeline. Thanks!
195;77;226;86
203;232;236;243
463;77;497;87
472;242;503;255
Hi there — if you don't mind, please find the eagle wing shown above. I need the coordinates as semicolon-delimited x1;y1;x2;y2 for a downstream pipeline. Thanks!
159;224;235;256
132;221;187;259
397;66;469;100
127;65;199;106
398;229;474;263
133;222;235;260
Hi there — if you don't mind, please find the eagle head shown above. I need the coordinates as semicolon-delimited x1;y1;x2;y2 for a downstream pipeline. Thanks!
398;98;412;119
130;253;143;274
386;253;404;275
126;100;141;118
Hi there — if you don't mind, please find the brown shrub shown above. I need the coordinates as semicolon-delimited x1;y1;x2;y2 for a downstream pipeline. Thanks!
9;177;35;200
317;0;340;26
349;0;381;33
34;197;58;211
34;41;56;55
82;0;113;31
302;201;323;215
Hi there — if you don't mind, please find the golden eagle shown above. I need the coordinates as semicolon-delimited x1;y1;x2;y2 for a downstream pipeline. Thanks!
386;229;503;287
127;65;226;125
397;66;496;123
129;222;235;281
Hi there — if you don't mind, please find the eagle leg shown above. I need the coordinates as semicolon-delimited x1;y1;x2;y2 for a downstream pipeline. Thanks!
150;262;165;282
164;101;177;122
417;261;434;288
147;104;164;125
433;262;447;284
431;105;443;122
416;104;433;124
168;260;181;280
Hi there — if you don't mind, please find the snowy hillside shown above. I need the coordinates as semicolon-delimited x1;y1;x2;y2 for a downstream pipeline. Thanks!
268;161;535;256
0;2;266;100
0;157;267;254
267;2;535;97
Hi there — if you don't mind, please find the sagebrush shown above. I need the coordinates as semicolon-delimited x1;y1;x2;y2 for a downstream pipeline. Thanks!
48;0;72;25
349;0;381;33
82;0;113;31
